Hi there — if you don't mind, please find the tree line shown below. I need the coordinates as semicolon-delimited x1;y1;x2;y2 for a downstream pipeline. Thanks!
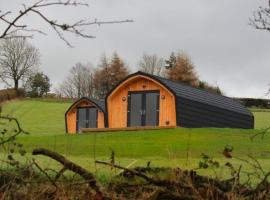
0;37;223;99
57;51;222;99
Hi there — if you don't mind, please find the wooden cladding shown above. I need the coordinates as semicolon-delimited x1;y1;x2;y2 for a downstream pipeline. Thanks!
66;99;105;133
107;75;176;128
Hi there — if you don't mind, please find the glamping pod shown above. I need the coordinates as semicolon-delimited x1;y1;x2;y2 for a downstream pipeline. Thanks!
106;71;254;129
106;72;176;128
65;97;105;133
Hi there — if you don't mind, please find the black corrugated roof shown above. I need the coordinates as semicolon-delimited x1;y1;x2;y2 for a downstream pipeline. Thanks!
90;98;105;112
65;97;105;114
136;71;252;117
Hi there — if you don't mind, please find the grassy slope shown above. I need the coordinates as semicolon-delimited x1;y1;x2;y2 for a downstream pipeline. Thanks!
2;99;270;135
1;99;270;174
1;99;70;135
252;109;270;130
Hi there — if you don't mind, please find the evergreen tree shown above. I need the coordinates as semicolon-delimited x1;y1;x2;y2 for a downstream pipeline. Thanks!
25;72;50;97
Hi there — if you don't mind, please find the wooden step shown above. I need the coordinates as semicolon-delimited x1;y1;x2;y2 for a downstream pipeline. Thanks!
81;126;176;133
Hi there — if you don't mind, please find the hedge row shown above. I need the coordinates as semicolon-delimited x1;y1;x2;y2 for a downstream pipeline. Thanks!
235;98;270;109
0;88;26;103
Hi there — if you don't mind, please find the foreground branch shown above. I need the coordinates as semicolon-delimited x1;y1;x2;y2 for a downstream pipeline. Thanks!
250;126;270;141
32;148;101;194
95;160;189;188
250;0;270;32
96;160;155;183
95;160;228;199
0;115;29;145
0;0;133;46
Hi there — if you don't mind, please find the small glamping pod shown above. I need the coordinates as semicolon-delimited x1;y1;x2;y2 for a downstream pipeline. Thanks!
65;97;105;133
106;71;254;129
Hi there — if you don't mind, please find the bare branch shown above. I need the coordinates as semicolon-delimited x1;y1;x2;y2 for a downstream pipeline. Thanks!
78;19;134;26
0;11;11;19
0;115;29;145
250;2;270;32
34;0;89;8
96;160;155;183
32;159;58;188
0;0;133;46
250;126;270;141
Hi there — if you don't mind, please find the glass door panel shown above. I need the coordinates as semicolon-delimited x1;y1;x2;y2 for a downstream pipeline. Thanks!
129;93;143;127
88;108;97;128
145;92;159;126
77;108;87;132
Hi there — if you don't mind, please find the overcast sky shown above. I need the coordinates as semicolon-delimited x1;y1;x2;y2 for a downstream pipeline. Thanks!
1;0;270;98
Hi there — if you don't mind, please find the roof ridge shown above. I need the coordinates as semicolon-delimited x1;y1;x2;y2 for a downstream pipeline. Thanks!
138;71;246;108
89;98;105;102
136;71;251;116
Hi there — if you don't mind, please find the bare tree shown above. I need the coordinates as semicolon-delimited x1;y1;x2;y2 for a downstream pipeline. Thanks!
138;53;165;76
0;37;40;90
250;0;270;32
0;0;132;46
250;1;270;96
57;63;94;98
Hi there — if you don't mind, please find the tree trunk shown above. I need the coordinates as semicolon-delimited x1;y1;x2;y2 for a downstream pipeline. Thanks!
14;79;19;90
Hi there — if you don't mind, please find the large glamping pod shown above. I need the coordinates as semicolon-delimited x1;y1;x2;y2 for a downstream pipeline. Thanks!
106;71;254;129
65;97;105;133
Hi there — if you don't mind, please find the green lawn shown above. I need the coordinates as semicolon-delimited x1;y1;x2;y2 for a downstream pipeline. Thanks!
251;108;270;130
2;99;269;136
1;99;270;181
1;99;70;135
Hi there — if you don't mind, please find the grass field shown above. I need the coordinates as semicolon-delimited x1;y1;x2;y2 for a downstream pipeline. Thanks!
251;108;270;130
1;99;270;181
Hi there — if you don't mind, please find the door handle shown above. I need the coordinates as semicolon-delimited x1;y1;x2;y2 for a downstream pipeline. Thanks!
140;110;146;115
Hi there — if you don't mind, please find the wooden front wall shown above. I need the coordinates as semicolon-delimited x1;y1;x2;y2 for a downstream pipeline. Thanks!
66;100;105;134
107;75;176;128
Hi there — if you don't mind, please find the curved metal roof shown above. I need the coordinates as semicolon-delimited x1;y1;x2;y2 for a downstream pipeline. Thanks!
106;71;252;117
65;97;105;115
151;73;253;116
